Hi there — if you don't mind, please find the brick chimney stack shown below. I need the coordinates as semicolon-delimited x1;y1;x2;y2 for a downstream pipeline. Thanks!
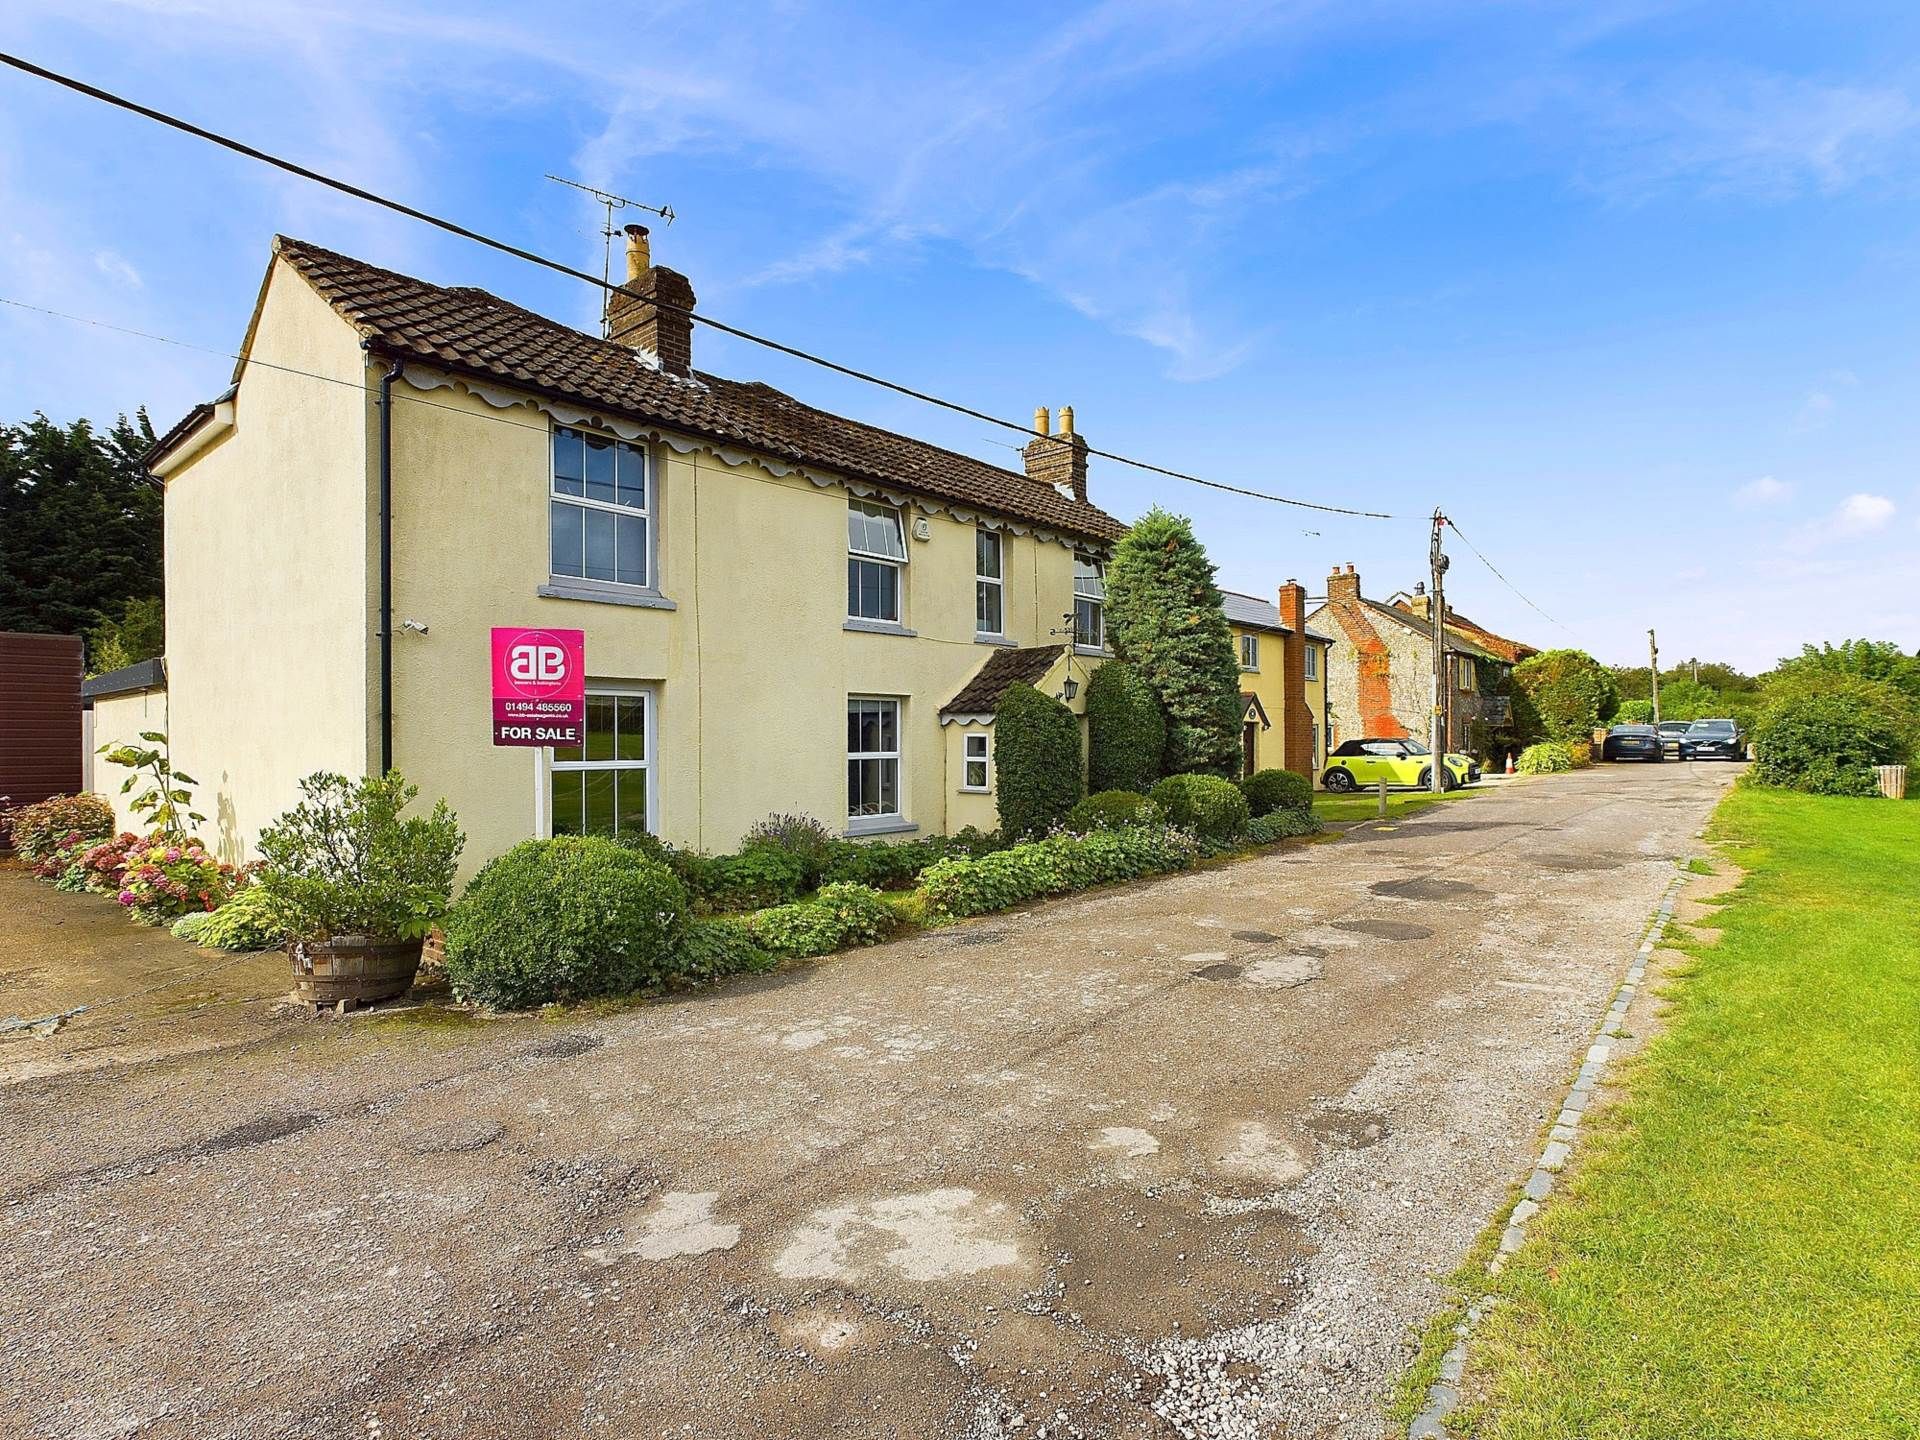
1278;579;1312;778
1327;563;1361;603
1023;405;1089;502
605;224;697;377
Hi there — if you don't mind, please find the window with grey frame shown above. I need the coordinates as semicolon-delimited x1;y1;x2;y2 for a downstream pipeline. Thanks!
975;528;1004;636
550;689;651;838
1239;633;1260;670
847;500;906;622
1305;643;1319;680
1073;554;1105;649
847;697;901;818
550;426;650;588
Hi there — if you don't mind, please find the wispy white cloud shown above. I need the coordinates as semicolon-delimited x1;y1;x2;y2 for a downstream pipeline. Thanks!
1735;474;1792;506
1788;491;1897;550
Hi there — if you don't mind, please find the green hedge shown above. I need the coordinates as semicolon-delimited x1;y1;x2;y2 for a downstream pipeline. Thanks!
1085;661;1165;795
1065;789;1160;832
675;844;809;913
1247;808;1322;844
675;916;777;981
750;882;896;957
995;683;1084;839
1239;768;1312;816
1517;741;1575;775
443;836;689;1008
917;824;1200;921
1150;772;1251;842
1752;691;1909;797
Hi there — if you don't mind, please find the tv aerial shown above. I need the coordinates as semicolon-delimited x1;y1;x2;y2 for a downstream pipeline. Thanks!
545;175;675;336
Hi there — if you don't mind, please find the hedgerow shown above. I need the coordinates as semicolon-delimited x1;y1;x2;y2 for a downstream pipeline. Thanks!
1065;789;1160;832
916;824;1200;921
995;683;1084;839
1085;660;1165;795
750;882;896;957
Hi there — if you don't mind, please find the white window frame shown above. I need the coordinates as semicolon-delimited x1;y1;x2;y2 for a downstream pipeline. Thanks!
961;731;990;792
975;528;1004;638
1454;656;1476;691
536;684;657;839
847;695;904;825
1073;554;1106;652
1239;633;1260;671
847;499;907;624
548;424;653;593
1305;644;1319;681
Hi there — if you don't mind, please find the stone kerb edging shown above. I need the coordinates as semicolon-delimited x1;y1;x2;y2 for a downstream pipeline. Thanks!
1407;865;1688;1439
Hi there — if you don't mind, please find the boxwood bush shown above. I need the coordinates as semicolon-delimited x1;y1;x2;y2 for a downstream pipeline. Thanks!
1751;691;1909;796
1085;661;1165;795
1065;789;1160;832
443;836;688;1008
995;683;1084;839
750;882;896;957
1149;773;1251;842
1247;808;1321;844
1517;741;1575;775
917;824;1200;921
1239;768;1312;816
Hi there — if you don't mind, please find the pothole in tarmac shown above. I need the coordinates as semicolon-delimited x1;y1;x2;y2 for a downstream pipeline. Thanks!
527;1033;604;1061
1193;962;1244;981
1230;929;1278;943
1304;1107;1389;1150
198;1111;321;1156
774;1187;1029;1286
1532;853;1626;872
584;1190;741;1264
1335;918;1434;941
946;928;1010;947
1369;876;1489;902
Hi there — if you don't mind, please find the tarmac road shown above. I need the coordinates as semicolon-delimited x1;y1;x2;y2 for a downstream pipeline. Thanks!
0;761;1736;1440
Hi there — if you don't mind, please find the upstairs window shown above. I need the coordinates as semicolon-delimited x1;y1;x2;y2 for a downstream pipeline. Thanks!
1305;644;1319;681
550;426;649;588
1239;634;1260;671
1454;656;1476;691
1073;554;1105;650
975;529;1004;636
848;500;906;622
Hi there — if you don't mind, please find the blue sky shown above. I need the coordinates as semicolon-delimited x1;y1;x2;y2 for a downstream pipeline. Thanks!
3;1;1918;672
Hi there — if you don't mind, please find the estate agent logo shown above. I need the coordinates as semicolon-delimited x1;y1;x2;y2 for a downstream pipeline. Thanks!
490;626;586;747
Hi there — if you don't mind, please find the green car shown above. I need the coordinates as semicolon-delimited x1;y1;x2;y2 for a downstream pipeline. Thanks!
1322;738;1480;792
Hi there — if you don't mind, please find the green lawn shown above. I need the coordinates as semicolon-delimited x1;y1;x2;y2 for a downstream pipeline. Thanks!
1455;786;1920;1438
1312;783;1484;824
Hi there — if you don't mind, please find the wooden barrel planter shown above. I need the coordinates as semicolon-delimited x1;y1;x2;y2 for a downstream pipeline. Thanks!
291;936;423;1007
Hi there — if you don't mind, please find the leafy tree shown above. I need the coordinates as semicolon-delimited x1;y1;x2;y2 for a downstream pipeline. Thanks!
1510;649;1619;742
1615;698;1655;724
1084;660;1165;794
1766;640;1920;707
1651;678;1720;723
993;683;1084;839
1103;507;1243;777
0;410;162;637
86;595;166;674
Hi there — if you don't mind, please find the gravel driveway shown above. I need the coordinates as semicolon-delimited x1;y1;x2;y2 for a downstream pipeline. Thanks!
0;763;1734;1440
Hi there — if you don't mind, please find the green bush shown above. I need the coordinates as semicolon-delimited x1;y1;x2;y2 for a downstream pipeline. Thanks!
750;882;896;957
674;916;776;981
1239;768;1312;816
175;884;292;951
443;836;688;1008
1065;789;1160;832
1614;698;1655;725
677;844;808;913
257;772;463;943
917;824;1200;921
1511;649;1620;742
1751;691;1910;797
1085;661;1165;794
994;682;1084;839
1517;741;1575;775
1248;808;1322;844
8;793;114;859
740;813;835;887
1149;773;1251;842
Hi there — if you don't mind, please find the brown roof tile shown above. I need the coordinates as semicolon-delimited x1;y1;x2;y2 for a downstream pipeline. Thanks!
268;237;1127;544
940;645;1066;717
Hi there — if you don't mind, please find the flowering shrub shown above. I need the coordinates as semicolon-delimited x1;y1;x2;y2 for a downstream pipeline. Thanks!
115;837;241;924
917;824;1200;922
9;793;114;860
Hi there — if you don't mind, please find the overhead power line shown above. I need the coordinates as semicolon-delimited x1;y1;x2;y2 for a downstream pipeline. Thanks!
1444;517;1574;635
0;50;1398;521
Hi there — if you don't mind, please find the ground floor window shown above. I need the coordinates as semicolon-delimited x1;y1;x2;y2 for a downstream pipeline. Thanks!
962;731;989;791
848;697;901;819
550;687;651;837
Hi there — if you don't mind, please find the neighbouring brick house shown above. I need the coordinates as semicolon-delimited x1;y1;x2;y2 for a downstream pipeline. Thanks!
1307;565;1531;761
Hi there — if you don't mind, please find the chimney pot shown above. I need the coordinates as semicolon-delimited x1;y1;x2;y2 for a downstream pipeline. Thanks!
1023;405;1088;502
1034;406;1051;437
605;227;697;376
623;224;651;282
1059;404;1075;436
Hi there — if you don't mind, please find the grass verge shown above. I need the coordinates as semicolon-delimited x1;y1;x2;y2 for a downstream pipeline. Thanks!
1456;786;1920;1438
1313;784;1484;825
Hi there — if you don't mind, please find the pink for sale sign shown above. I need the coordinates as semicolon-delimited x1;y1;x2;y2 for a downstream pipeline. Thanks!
490;627;585;747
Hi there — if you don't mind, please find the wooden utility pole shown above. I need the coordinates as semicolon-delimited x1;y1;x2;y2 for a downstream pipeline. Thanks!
1648;629;1661;725
1429;509;1450;792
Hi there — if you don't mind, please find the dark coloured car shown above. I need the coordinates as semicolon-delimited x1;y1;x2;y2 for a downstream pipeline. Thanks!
1656;720;1692;756
1602;724;1665;762
1681;718;1746;761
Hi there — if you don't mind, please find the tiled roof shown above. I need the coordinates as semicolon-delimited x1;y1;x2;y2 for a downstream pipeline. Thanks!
1220;590;1333;644
265;237;1126;544
1359;598;1504;662
941;645;1066;717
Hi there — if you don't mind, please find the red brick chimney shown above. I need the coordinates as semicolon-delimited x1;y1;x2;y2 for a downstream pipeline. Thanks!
1327;562;1361;603
1278;579;1312;778
1023;405;1089;502
605;224;697;377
